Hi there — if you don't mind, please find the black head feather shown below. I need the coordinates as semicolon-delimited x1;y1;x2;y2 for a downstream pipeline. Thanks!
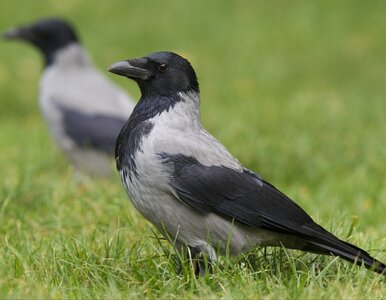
4;18;79;66
109;51;199;97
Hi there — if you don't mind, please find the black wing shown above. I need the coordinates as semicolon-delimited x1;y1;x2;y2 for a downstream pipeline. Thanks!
160;154;386;274
61;107;126;154
161;153;314;235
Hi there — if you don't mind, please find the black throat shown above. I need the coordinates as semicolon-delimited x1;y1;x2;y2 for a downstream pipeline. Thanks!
115;92;185;174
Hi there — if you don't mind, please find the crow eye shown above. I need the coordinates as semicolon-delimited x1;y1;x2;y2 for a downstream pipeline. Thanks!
157;63;168;72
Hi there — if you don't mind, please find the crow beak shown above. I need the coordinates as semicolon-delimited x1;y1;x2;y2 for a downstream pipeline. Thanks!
2;26;32;40
2;27;23;40
108;58;153;80
3;28;20;39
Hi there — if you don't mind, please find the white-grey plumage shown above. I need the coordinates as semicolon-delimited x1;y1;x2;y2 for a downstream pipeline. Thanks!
4;18;135;176
109;51;385;275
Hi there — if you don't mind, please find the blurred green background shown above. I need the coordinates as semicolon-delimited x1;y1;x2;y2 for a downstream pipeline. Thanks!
0;0;385;298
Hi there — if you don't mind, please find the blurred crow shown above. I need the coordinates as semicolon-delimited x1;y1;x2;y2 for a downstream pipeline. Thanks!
3;18;135;176
109;51;385;275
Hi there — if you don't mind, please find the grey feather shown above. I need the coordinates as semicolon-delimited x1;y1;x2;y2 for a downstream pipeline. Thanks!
5;19;135;176
111;51;386;274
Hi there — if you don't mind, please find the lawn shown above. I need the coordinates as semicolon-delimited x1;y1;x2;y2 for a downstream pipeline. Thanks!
0;0;385;298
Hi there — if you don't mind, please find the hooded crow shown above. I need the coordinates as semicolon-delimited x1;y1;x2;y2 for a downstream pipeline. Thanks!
3;18;135;176
108;51;385;275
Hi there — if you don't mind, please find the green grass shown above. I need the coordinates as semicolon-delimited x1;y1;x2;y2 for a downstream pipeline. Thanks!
1;0;386;298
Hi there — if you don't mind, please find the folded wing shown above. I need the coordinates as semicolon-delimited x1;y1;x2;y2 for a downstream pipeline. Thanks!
160;153;386;274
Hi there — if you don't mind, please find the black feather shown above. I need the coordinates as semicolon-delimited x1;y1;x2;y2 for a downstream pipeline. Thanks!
160;153;313;229
160;153;386;274
115;93;184;174
61;107;126;154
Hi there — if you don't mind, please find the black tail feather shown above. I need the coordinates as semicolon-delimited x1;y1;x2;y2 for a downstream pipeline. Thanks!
303;239;386;274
